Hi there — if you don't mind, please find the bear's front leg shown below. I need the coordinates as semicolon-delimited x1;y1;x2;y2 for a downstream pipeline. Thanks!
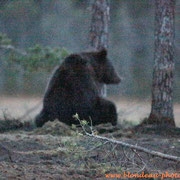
93;98;118;126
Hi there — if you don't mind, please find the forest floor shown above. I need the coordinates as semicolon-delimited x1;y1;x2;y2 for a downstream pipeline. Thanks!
0;96;180;179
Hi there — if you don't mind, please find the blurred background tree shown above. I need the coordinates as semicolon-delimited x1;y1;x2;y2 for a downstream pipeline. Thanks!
89;0;110;97
0;0;179;102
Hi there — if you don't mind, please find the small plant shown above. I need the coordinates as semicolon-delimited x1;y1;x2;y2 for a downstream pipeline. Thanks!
0;33;12;45
72;113;98;135
7;45;70;73
1;32;70;73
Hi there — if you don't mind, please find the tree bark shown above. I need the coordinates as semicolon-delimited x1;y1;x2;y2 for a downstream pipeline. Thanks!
89;0;110;97
89;0;109;50
148;0;175;126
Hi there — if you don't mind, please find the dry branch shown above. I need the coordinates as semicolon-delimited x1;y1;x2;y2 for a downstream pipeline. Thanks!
0;144;13;162
85;132;180;162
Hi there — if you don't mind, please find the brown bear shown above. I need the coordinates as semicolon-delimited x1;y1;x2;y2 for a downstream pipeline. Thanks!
35;49;120;127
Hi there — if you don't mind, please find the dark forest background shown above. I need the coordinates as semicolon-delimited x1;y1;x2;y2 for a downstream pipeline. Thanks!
0;0;180;101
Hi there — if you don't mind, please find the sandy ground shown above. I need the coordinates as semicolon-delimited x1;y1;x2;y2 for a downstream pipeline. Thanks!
0;95;180;127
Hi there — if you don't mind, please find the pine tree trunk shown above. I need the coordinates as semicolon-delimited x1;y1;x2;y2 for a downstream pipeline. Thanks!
89;0;110;97
148;0;175;126
89;0;109;50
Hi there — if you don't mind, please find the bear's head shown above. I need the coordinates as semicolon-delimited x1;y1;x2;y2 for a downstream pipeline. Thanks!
64;54;95;79
81;48;121;85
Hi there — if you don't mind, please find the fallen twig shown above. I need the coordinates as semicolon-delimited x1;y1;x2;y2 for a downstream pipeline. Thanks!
85;132;180;162
73;113;180;162
0;144;13;162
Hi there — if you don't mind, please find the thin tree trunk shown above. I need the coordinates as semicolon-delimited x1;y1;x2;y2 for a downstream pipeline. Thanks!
148;0;175;126
89;0;110;97
89;0;109;50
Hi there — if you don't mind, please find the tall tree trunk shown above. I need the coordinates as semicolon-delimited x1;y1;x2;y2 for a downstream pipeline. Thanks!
148;0;175;126
89;0;110;97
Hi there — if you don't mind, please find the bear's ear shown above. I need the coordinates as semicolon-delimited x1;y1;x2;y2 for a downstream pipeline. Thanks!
65;54;87;66
97;48;107;59
95;48;107;63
